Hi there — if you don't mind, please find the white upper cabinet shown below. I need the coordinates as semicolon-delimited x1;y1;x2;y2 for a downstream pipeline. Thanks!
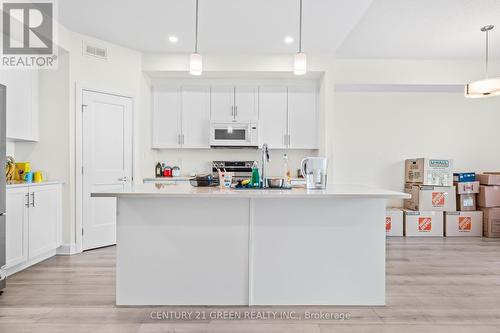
210;86;234;123
181;87;210;148
210;86;258;123
287;86;318;149
0;69;39;141
234;87;258;123
152;87;210;148
259;87;288;149
151;83;318;150
152;88;182;148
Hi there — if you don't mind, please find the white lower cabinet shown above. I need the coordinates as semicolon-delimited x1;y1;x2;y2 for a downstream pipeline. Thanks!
5;184;62;275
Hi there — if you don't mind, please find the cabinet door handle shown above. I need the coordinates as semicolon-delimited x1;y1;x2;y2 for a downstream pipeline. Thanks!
181;134;184;145
231;106;234;117
235;106;238;118
31;192;35;207
25;193;29;208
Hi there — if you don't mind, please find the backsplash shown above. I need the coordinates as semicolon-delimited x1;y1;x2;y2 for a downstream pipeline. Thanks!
152;149;317;178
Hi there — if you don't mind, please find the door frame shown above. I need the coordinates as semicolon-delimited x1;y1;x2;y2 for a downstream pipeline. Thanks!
75;84;135;253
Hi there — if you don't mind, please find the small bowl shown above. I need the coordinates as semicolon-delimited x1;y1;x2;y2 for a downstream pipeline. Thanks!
266;178;284;188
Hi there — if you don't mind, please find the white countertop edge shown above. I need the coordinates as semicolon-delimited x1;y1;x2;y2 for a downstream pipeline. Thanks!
7;180;64;188
91;184;409;199
92;192;409;199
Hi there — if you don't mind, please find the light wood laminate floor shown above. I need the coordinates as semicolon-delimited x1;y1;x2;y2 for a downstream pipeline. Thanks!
1;237;500;332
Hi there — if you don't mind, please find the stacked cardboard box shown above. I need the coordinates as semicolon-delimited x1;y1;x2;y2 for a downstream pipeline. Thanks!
403;158;454;237
477;173;500;237
444;172;483;237
386;208;404;237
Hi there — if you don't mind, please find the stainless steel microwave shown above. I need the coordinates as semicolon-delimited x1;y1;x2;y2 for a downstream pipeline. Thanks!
210;122;258;148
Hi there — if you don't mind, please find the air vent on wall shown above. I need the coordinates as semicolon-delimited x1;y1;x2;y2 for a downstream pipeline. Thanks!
82;41;108;60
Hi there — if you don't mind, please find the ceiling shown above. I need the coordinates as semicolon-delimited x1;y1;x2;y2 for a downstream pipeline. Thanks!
58;0;500;60
336;0;500;59
58;0;372;54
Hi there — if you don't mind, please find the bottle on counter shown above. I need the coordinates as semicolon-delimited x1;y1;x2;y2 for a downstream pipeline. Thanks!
251;161;260;188
155;162;163;178
283;154;292;188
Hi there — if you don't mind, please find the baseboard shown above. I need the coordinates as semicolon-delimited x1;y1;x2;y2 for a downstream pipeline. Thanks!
56;243;79;255
7;249;56;276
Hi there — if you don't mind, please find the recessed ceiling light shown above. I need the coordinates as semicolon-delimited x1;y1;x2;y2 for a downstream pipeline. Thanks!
168;35;179;43
284;36;294;44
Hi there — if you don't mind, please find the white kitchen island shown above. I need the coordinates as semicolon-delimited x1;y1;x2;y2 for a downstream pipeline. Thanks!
92;183;408;306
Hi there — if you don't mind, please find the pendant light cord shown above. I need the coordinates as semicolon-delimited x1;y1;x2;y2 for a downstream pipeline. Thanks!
194;0;199;53
298;0;303;53
485;29;489;79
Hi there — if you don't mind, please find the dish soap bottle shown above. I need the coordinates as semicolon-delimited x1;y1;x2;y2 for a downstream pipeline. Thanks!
251;161;260;188
155;162;162;178
283;154;292;189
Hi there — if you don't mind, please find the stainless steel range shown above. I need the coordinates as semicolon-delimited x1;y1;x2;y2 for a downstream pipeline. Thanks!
212;161;255;181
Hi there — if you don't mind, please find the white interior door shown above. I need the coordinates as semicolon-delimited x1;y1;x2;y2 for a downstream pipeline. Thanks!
82;90;133;251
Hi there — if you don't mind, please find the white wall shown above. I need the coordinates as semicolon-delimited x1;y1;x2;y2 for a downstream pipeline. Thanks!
15;51;71;242
332;59;500;206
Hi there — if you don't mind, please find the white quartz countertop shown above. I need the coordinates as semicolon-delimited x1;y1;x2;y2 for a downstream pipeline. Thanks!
91;183;409;199
7;180;64;188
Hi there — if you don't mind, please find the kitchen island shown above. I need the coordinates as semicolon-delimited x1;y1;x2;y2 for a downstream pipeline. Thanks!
92;183;408;306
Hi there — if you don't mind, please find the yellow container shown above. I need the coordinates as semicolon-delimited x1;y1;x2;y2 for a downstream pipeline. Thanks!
14;162;30;181
34;171;43;183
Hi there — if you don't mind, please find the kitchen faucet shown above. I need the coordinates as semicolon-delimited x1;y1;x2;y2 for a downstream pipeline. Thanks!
261;143;270;188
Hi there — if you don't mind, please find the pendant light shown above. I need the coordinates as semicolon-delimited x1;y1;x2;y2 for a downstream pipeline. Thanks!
293;0;307;75
189;0;202;75
465;25;500;98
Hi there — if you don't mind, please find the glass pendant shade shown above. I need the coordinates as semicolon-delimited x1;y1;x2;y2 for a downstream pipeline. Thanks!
465;78;500;98
293;52;307;75
189;53;202;76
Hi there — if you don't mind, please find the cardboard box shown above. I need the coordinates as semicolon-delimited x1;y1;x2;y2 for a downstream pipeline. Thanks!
477;173;500;185
478;185;500;207
479;207;500;238
444;211;483;236
404;184;456;212
404;211;444;237
386;208;404;236
405;158;453;186
454;181;480;194
453;172;476;182
457;193;477;211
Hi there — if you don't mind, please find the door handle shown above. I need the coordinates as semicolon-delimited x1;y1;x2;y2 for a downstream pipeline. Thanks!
118;176;129;182
235;106;238;118
25;193;29;208
31;192;35;207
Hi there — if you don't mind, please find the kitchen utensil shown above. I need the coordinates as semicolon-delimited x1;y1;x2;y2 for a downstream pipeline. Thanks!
34;171;43;183
172;166;181;177
301;157;328;189
266;178;284;188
